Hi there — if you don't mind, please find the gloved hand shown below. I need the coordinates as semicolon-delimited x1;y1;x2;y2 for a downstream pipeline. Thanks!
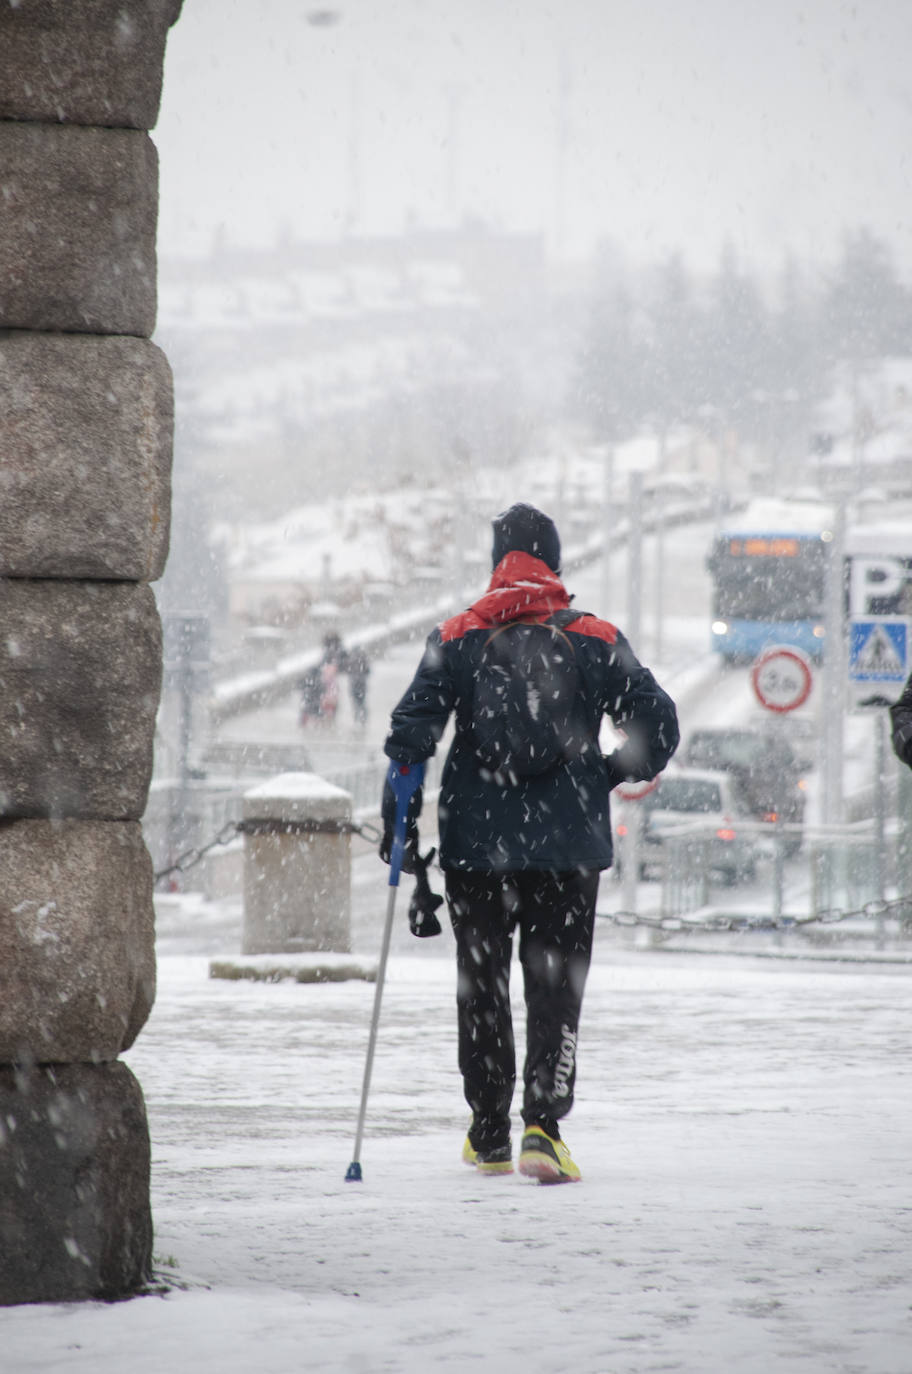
602;750;631;790
408;848;444;938
379;764;423;874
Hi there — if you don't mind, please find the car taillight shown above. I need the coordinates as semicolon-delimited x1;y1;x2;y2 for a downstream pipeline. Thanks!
716;827;736;842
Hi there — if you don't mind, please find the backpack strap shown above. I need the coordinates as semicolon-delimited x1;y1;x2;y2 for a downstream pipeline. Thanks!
478;610;592;657
546;609;591;630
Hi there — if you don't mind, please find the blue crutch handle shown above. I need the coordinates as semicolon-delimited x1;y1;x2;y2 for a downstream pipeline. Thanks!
387;760;425;887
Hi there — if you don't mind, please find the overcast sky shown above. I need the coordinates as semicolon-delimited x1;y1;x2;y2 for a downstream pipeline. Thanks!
155;0;912;273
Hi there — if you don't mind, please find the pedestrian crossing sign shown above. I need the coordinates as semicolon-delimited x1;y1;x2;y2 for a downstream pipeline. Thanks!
849;617;910;683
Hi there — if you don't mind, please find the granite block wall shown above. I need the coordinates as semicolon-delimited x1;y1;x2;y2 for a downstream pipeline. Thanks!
0;0;183;1304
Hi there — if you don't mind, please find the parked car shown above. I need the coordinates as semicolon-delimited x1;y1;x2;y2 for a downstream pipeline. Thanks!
680;727;806;856
616;767;760;885
764;714;816;772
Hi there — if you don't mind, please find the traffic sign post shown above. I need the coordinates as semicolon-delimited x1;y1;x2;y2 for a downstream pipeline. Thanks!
750;646;814;923
847;616;911;930
848;616;911;712
750;645;813;715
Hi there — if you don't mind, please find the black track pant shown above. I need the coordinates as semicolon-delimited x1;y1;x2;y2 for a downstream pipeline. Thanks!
444;868;599;1153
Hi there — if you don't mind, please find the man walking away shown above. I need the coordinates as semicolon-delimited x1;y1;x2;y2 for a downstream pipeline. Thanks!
380;503;679;1183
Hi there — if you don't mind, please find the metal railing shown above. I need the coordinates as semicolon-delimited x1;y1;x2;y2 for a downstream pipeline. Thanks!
603;813;912;951
145;753;442;890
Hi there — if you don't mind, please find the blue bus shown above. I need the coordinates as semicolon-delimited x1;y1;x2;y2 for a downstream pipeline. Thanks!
707;499;834;663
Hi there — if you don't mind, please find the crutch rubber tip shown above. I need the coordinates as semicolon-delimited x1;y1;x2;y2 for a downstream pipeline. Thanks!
345;1161;363;1182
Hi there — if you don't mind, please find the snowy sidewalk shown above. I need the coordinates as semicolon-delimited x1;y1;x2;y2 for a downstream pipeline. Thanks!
5;913;912;1373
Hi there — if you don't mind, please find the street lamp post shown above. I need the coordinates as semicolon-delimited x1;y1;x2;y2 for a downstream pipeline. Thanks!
627;471;643;651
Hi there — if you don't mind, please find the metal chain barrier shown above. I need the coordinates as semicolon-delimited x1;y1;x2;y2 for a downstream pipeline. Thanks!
597;893;912;935
153;816;382;885
154;820;912;938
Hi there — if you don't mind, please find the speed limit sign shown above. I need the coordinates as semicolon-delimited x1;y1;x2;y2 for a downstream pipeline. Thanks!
750;646;813;714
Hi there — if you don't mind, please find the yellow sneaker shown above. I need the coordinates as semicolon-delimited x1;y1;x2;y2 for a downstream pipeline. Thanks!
461;1135;514;1175
518;1126;581;1183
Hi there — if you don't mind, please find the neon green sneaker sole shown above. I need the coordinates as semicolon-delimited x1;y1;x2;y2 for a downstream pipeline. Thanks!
518;1126;581;1183
461;1135;514;1175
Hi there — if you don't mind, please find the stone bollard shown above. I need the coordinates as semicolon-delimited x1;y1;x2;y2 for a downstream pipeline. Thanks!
242;774;353;955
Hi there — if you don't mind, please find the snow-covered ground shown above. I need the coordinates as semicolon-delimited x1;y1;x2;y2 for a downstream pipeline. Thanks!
5;874;912;1373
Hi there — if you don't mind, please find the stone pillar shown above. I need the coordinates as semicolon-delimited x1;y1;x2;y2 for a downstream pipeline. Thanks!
0;1;183;1305
242;774;353;955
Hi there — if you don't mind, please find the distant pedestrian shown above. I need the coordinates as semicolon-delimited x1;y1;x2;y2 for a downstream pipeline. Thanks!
380;502;679;1183
299;633;344;729
345;646;371;726
318;633;344;725
319;658;340;723
298;664;323;727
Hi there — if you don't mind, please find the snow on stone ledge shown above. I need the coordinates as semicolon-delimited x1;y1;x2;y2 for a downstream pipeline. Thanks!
241;771;353;823
209;953;377;984
244;772;352;803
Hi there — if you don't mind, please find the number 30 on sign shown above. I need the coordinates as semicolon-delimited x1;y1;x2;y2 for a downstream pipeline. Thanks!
750;646;813;714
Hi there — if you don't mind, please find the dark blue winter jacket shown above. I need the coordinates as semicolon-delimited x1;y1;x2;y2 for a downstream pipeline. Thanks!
384;552;679;873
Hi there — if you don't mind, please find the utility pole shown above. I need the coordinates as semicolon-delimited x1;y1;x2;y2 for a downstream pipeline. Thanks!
600;445;615;615
653;485;665;664
346;72;362;232
444;84;463;224
627;471;643;651
552;49;570;257
163;612;211;883
820;502;846;827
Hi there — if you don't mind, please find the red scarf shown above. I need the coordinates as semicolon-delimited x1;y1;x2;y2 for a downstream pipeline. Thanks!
442;552;571;639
